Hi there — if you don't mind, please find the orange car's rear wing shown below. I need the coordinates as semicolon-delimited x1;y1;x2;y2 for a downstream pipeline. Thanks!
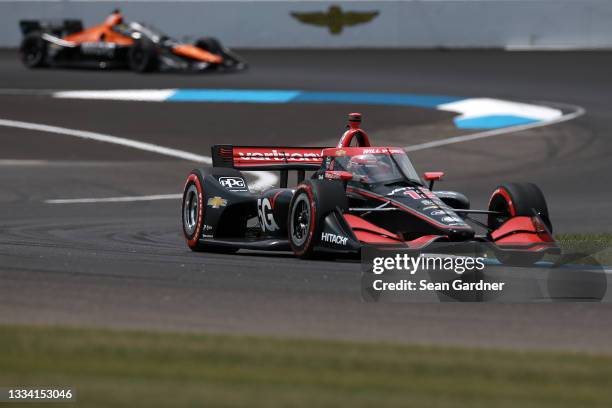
212;144;325;187
19;19;83;36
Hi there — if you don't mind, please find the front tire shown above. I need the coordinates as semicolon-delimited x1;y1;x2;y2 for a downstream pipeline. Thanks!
20;32;47;68
488;182;552;266
128;39;158;73
195;37;223;55
487;182;552;232
195;37;247;70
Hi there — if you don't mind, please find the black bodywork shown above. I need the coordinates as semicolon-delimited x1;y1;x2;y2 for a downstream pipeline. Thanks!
181;112;556;261
184;147;490;256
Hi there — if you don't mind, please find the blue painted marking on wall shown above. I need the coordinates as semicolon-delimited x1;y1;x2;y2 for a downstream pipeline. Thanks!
168;89;301;103
454;115;540;129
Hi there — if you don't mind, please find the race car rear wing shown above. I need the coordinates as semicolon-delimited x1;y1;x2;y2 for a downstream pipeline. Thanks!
19;19;83;36
212;144;325;187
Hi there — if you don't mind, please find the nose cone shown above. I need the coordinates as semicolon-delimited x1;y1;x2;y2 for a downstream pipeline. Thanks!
172;44;223;64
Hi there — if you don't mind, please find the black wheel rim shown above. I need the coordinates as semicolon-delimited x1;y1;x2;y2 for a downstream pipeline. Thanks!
131;46;146;69
24;40;41;64
489;195;511;230
183;184;199;236
290;194;310;246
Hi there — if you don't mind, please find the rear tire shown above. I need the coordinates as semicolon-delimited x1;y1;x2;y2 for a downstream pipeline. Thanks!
288;180;347;259
20;32;47;68
181;168;238;253
128;39;158;73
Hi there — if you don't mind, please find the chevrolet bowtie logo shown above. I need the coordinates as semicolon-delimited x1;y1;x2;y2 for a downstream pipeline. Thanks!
291;5;379;35
207;196;227;209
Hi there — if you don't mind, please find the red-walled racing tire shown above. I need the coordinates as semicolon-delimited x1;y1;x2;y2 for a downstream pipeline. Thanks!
488;182;552;232
288;179;347;259
182;168;238;253
488;182;552;266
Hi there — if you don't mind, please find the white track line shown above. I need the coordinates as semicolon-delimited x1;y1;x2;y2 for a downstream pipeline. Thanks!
0;118;277;198
404;103;585;152
0;102;586;204
0;118;211;162
54;89;176;101
46;193;181;204
0;159;48;166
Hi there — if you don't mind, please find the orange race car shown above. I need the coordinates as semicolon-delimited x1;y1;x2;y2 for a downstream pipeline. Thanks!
19;10;247;73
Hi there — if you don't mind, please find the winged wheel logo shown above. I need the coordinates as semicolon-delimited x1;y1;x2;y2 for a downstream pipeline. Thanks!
291;5;379;35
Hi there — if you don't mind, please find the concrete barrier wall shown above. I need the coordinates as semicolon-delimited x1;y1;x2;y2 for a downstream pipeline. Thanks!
1;0;611;49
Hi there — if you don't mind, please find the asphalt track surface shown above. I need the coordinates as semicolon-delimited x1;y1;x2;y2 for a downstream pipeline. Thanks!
1;50;612;352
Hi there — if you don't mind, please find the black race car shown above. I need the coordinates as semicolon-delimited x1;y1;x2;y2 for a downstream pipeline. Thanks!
181;113;557;264
19;10;246;72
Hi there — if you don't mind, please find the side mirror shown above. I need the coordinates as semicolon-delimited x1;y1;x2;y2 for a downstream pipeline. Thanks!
423;171;445;190
324;170;353;182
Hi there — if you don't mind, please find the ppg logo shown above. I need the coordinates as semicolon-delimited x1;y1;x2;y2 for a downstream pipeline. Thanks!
218;177;246;190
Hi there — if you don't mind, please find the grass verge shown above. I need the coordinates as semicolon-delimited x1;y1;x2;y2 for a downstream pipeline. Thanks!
554;233;612;265
1;324;612;408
